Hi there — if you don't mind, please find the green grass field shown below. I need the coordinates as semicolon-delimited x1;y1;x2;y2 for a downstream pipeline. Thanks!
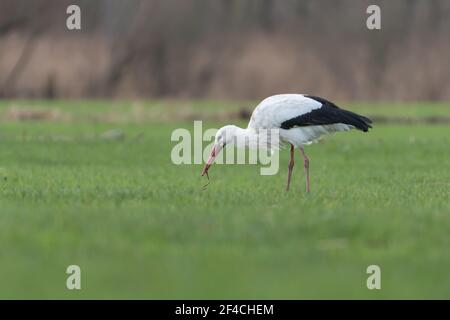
0;100;449;299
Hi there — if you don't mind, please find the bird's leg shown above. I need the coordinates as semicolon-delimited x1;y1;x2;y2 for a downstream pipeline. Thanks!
286;144;295;192
299;147;310;193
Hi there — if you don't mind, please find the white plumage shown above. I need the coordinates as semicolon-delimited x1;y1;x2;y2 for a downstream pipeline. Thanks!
202;94;372;192
249;94;323;129
248;94;352;146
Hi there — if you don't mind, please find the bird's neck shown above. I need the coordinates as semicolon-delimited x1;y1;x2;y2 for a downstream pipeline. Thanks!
233;126;259;149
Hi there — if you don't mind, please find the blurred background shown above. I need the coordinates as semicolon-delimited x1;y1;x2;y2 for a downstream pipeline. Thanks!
1;0;450;101
1;1;450;299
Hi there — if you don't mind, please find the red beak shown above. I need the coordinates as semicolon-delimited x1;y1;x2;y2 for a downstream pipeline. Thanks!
201;144;218;176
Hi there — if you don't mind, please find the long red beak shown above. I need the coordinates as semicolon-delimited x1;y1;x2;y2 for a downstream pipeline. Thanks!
201;144;218;176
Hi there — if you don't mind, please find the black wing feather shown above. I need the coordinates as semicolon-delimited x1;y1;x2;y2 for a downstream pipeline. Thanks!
280;95;372;132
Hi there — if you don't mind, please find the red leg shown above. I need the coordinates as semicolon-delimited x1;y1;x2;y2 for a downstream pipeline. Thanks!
286;144;295;192
299;147;310;193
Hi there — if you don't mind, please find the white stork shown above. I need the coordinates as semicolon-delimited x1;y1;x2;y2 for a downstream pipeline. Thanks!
201;94;372;192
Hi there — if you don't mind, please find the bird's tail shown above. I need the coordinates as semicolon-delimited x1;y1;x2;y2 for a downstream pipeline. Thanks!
338;109;373;132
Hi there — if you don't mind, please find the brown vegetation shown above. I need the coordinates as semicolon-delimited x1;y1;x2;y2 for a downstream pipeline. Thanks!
1;0;450;101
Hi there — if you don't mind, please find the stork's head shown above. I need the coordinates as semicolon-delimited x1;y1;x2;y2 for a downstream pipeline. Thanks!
201;125;238;176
